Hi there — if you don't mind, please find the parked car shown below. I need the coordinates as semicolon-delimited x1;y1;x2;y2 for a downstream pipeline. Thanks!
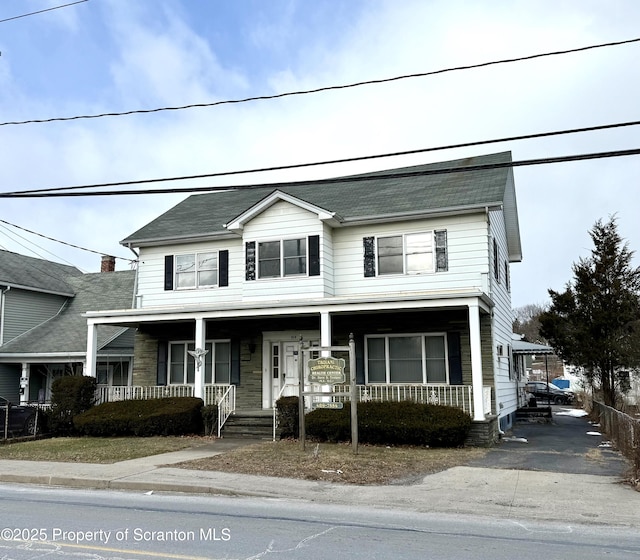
525;381;575;405
0;396;37;437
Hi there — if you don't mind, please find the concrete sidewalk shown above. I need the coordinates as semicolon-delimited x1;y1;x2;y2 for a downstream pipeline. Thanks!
0;436;637;529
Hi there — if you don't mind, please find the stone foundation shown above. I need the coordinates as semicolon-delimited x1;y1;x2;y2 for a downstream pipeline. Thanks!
465;414;499;447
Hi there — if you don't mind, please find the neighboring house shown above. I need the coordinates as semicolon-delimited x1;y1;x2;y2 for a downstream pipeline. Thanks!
0;251;135;404
85;151;522;434
512;336;555;408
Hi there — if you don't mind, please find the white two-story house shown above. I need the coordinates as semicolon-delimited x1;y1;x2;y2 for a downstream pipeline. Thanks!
85;151;522;437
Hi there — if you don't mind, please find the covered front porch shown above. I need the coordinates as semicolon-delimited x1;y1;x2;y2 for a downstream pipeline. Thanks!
85;295;496;433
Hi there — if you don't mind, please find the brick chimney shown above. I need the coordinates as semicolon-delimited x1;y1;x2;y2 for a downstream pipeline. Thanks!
101;255;116;273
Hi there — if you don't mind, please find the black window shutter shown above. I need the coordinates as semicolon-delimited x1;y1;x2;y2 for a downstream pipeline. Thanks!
245;242;256;281
447;332;463;385
309;235;320;276
363;237;375;277
219;250;229;287
230;338;241;385
157;341;168;385
164;255;174;290
355;335;365;384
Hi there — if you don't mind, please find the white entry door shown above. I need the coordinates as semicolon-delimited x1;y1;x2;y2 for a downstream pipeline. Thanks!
262;331;319;409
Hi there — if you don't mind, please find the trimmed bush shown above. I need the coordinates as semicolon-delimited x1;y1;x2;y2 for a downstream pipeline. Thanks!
201;404;218;436
73;397;204;437
305;401;472;447
48;375;97;436
276;396;299;439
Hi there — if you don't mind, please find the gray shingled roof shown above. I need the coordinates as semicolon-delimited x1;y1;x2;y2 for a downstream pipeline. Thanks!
0;270;135;356
122;151;513;246
0;249;82;296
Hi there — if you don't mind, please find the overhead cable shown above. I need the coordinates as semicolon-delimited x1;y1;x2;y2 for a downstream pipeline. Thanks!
1;36;639;127
0;0;88;24
7;119;640;196
1;148;638;199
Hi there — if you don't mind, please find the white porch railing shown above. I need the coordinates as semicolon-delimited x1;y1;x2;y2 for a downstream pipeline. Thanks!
95;384;237;434
331;384;491;417
215;385;236;437
96;385;194;404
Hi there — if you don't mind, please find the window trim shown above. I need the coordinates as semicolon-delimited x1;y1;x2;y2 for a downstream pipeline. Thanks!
374;230;447;276
364;332;449;384
256;236;308;279
174;251;219;290
168;339;231;385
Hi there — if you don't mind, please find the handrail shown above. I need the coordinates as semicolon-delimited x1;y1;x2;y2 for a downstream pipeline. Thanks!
272;383;293;441
217;384;236;438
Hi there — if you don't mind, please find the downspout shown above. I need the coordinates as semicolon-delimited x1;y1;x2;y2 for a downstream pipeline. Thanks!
0;286;10;345
126;244;140;308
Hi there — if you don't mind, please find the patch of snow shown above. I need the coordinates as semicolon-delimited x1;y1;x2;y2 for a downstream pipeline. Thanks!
555;409;588;417
502;436;529;443
586;431;602;436
598;441;613;448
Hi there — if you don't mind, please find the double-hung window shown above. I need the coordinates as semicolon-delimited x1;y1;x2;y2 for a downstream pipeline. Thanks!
365;334;448;384
169;341;231;384
258;238;306;278
375;231;447;275
175;252;218;289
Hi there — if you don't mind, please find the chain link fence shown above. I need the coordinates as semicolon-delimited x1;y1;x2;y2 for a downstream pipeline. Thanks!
591;400;639;483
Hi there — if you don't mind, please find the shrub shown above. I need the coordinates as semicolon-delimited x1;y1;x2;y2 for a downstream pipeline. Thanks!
48;376;97;436
73;397;204;437
276;396;299;439
305;401;472;447
201;404;218;436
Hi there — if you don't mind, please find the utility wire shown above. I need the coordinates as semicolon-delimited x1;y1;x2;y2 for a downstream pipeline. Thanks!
1;148;638;199
7;119;640;196
0;0;88;24
0;218;134;262
1;36;639;127
0;222;81;268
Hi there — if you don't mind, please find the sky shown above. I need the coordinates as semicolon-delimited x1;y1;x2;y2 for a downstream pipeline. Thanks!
0;0;638;310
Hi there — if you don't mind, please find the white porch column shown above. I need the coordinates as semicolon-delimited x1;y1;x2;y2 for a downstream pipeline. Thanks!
19;363;29;405
469;302;486;421
85;321;98;378
320;311;331;357
193;317;206;400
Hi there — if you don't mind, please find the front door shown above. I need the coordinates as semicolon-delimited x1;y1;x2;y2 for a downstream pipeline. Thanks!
262;331;319;409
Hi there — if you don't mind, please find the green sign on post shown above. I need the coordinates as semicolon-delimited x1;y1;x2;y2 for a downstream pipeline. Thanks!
308;357;346;385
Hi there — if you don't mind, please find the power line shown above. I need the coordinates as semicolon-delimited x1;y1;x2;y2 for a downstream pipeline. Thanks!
1;148;638;199
0;0;88;24
2;36;639;127
7;119;640;196
0;218;134;262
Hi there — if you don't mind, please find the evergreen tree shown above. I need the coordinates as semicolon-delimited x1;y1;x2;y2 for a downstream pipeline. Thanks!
539;217;640;406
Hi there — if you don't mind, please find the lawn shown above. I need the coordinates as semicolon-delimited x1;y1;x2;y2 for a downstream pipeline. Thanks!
0;436;487;484
175;440;488;485
0;436;199;464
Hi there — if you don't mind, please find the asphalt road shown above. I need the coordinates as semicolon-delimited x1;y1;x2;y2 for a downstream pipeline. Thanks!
1;484;639;559
469;406;631;476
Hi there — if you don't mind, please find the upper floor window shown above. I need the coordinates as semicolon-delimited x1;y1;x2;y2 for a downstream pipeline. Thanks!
246;235;320;281
493;238;500;283
258;238;306;278
176;252;218;288
365;230;447;277
164;250;228;291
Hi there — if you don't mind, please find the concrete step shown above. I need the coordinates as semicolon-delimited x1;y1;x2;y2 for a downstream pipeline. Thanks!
221;412;274;439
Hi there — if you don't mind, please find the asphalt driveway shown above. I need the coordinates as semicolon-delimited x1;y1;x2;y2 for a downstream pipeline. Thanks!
469;406;631;477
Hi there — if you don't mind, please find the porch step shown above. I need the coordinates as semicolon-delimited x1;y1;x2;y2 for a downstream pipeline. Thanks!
221;410;273;439
516;406;552;423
